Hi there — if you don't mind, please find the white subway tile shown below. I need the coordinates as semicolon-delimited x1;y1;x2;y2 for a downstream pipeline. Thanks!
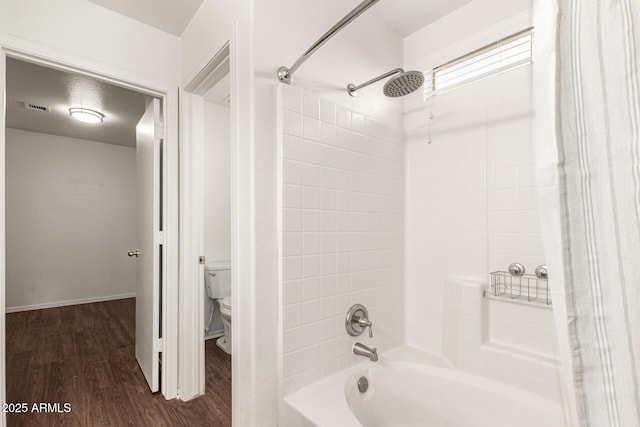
320;188;336;211
283;256;302;281
283;327;303;354
303;277;320;301
283;350;303;378
320;276;336;297
303;92;320;118
283;111;303;137
303;344;321;369
320;167;337;189
320;99;337;124
303;255;320;278
283;233;302;257
319;233;335;254
283;184;303;208
283;85;303;113
303;163;321;187
283;305;302;330
321;123;337;145
321;296;336;319
303;232;320;254
352;112;365;134
283;135;304;161
283;160;303;184
319;211;336;230
321;360;337;378
303;117;322;141
283;280;303;305
321;318;336;340
303;187;321;209
303;366;322;386
303;321;322;346
337;106;352;129
303;210;320;232
303;300;322;324
321;338;337;363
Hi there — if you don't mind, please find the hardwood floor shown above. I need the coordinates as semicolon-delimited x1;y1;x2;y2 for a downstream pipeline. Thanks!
6;298;231;426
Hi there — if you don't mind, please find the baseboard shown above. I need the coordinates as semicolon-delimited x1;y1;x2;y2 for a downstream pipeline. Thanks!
6;293;137;313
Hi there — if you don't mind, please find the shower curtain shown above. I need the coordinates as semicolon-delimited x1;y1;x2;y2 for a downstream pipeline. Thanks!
555;0;640;426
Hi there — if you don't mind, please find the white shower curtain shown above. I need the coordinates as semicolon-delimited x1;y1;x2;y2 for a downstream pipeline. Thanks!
554;0;640;426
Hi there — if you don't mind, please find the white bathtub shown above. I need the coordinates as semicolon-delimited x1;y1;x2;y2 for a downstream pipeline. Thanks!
284;347;566;427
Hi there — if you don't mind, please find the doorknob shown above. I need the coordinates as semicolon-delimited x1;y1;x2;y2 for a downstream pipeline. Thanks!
128;249;140;257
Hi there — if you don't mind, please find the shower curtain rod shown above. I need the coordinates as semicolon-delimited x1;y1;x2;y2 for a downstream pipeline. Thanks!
277;0;380;84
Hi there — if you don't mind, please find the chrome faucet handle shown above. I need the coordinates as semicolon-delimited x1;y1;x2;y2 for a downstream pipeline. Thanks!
357;317;373;338
346;304;373;338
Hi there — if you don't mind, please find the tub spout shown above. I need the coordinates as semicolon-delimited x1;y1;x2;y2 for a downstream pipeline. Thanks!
353;342;378;362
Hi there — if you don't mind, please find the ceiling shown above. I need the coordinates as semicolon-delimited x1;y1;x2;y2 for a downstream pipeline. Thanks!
85;0;204;36
83;0;473;39
6;58;147;147
362;0;475;37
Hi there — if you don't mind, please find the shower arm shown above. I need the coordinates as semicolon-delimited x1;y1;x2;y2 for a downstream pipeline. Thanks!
277;0;380;84
347;68;403;96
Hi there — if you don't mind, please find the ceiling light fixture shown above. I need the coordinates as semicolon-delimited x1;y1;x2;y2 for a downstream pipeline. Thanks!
69;107;104;124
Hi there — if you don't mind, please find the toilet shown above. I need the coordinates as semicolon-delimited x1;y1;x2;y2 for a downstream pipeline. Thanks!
204;261;232;354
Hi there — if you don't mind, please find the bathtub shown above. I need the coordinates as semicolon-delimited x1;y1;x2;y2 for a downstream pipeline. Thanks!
284;347;566;427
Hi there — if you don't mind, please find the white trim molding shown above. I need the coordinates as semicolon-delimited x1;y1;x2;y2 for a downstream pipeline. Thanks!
178;89;206;400
0;48;7;427
6;293;137;313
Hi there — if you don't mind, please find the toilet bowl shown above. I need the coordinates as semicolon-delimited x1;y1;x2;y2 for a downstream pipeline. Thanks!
216;296;232;354
204;261;232;355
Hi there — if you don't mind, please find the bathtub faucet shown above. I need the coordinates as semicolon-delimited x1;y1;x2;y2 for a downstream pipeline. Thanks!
353;342;378;362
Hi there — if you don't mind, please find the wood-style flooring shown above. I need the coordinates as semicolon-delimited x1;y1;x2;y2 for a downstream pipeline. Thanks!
6;298;231;426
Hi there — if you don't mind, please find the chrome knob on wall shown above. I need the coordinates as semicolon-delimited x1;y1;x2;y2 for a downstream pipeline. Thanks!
535;265;548;279
508;262;525;276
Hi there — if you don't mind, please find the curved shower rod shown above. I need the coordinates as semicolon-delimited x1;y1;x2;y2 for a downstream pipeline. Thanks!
277;0;380;84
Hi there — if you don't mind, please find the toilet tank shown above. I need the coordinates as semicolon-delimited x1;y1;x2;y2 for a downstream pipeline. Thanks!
205;260;231;299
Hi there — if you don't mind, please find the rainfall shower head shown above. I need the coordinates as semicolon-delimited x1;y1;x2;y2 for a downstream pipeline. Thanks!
383;70;425;97
348;68;425;98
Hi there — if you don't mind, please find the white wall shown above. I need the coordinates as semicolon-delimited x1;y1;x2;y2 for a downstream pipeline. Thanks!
5;128;136;310
203;101;231;262
203;101;231;336
403;0;563;401
0;0;180;85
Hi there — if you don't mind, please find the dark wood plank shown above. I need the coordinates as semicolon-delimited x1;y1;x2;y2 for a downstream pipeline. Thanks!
6;298;232;426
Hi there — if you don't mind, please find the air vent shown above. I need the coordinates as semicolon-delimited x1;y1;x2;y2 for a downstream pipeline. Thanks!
24;102;50;113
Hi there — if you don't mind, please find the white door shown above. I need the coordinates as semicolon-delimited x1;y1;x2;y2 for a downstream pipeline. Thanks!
134;98;162;393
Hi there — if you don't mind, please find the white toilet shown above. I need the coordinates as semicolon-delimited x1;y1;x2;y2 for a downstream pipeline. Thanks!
205;261;232;354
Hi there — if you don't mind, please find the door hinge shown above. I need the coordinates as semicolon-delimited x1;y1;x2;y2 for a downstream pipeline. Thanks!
199;256;206;265
156;231;165;245
156;123;165;139
154;338;164;353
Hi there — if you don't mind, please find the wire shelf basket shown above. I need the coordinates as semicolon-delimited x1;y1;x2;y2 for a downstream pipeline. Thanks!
489;271;551;306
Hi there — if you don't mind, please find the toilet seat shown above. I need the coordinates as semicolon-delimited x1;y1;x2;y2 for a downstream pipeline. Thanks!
221;296;232;310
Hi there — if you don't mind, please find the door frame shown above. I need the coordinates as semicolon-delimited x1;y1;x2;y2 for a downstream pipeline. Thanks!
178;42;230;400
0;35;180;422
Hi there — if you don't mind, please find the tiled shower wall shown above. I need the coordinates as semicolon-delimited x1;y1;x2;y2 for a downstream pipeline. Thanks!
279;85;404;395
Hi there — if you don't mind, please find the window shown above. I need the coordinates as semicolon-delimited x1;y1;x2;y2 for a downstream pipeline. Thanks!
425;28;533;98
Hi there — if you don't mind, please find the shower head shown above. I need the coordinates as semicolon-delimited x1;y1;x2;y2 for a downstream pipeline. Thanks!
348;68;425;98
383;70;425;97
